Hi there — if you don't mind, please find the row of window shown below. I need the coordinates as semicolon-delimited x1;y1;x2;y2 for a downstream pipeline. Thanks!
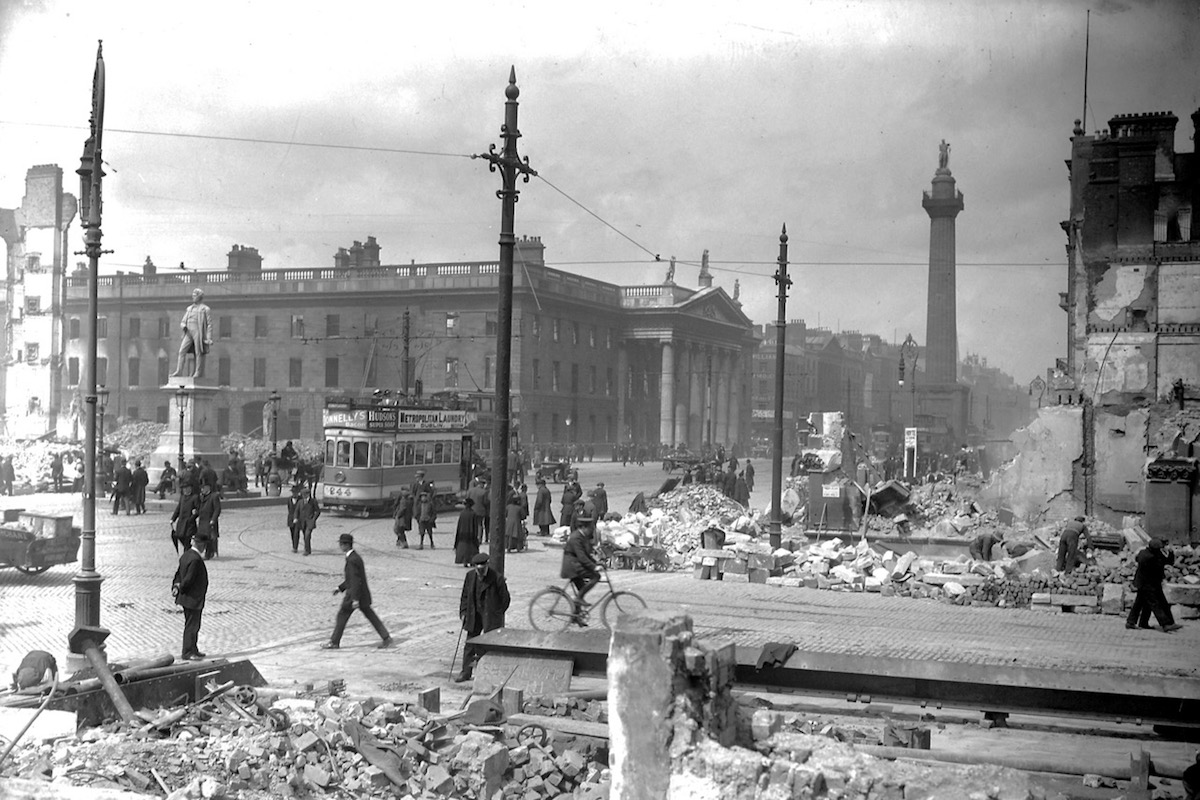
530;360;615;395
326;438;465;469
528;316;613;349
69;312;610;345
68;314;340;341
67;356;350;389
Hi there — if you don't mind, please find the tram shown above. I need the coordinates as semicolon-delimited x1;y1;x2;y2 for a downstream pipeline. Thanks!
319;396;476;516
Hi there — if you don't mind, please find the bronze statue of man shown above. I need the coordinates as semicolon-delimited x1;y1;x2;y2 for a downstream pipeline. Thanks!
171;288;213;378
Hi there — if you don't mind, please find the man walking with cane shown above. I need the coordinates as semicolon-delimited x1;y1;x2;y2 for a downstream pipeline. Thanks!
455;553;510;682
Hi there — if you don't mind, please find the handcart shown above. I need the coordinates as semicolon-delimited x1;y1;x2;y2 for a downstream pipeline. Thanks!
0;513;81;575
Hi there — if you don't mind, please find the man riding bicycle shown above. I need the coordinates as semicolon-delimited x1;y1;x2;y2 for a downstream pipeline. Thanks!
560;516;599;624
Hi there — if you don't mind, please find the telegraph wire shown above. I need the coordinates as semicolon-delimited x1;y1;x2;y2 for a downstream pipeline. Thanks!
0;119;473;159
9;119;1059;278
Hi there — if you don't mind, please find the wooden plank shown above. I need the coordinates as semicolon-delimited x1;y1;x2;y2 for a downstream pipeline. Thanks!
507;712;610;740
0;777;152;799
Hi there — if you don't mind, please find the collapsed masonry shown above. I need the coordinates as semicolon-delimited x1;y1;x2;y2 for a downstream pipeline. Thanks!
608;612;1039;800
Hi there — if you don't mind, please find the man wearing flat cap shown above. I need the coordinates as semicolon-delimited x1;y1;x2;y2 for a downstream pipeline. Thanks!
1127;538;1181;632
1056;515;1089;574
322;533;392;649
456;552;510;682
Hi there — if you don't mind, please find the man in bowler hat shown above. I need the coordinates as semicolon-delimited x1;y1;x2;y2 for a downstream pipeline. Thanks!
322;533;392;649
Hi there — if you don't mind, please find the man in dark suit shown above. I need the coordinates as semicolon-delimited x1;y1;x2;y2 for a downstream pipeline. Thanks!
456;552;511;682
131;460;149;514
112;458;133;515
322;534;392;649
172;533;210;660
170;483;199;552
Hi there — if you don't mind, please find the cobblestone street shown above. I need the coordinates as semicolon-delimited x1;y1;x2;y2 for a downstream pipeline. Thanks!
2;461;1197;698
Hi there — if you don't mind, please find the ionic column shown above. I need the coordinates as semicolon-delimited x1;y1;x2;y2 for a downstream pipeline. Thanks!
673;343;689;446
659;340;675;446
687;343;702;450
727;349;742;446
616;342;628;445
714;350;729;445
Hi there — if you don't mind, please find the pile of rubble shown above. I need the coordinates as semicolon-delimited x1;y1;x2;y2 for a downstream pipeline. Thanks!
105;421;170;463
0;683;612;799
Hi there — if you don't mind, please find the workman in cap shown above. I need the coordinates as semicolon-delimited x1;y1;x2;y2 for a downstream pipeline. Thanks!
1056;516;1089;573
322;534;392;649
456;552;510;682
1126;538;1182;632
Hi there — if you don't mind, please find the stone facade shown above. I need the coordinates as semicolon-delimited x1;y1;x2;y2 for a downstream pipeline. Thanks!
33;230;757;456
1057;109;1200;537
0;165;78;439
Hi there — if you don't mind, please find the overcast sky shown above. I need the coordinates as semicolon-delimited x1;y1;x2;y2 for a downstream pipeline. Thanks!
2;0;1198;384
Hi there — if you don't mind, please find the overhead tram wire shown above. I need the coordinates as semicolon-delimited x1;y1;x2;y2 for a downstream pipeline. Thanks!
9;120;1060;278
0;120;474;160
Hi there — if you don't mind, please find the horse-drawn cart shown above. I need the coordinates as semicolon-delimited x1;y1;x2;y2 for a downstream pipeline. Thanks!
0;513;81;575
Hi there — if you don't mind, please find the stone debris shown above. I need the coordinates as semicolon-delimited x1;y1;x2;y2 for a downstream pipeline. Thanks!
0;686;613;799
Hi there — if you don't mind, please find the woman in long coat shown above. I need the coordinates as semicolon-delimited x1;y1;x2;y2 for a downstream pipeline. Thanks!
392;488;413;548
533;477;555;536
454;497;480;566
505;491;526;552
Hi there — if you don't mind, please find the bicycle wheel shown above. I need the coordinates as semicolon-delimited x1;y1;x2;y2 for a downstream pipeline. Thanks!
599;591;647;629
529;588;574;632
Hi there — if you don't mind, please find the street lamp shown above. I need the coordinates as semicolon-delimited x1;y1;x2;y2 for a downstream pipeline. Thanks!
176;386;189;474
898;334;918;479
899;334;918;427
71;42;107;664
268;390;281;457
96;386;109;484
266;390;282;495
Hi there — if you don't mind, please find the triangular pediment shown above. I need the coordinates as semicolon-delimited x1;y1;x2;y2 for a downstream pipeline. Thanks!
676;287;751;327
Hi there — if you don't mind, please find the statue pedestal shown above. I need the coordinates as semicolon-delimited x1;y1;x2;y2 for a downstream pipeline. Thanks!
147;378;227;486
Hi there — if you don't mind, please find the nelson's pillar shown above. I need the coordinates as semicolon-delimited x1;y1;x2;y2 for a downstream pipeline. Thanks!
920;140;969;454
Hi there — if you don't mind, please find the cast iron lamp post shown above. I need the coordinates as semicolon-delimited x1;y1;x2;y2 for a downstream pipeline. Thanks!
96;386;109;485
475;67;536;575
267;390;281;493
176;386;189;474
899;334;918;427
898;334;918;478
71;42;107;657
269;390;280;458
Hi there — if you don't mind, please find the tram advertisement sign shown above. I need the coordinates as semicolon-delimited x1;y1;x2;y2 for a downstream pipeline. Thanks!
323;407;473;431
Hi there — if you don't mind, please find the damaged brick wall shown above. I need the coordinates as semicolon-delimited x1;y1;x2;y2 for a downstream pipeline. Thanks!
979;406;1083;523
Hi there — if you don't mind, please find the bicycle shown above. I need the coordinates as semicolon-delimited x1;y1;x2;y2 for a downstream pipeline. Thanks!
528;567;647;631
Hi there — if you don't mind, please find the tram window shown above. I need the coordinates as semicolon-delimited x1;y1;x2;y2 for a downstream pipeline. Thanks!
403;443;415;465
336;440;351;467
453;441;462;462
413;442;426;465
353;440;369;467
434;442;445;463
369;441;381;467
382;440;394;467
325;439;335;465
423;443;435;464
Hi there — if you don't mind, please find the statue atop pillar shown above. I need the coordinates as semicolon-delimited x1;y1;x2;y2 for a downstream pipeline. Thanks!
733;279;740;303
665;256;675;285
937;139;950;172
170;288;213;379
